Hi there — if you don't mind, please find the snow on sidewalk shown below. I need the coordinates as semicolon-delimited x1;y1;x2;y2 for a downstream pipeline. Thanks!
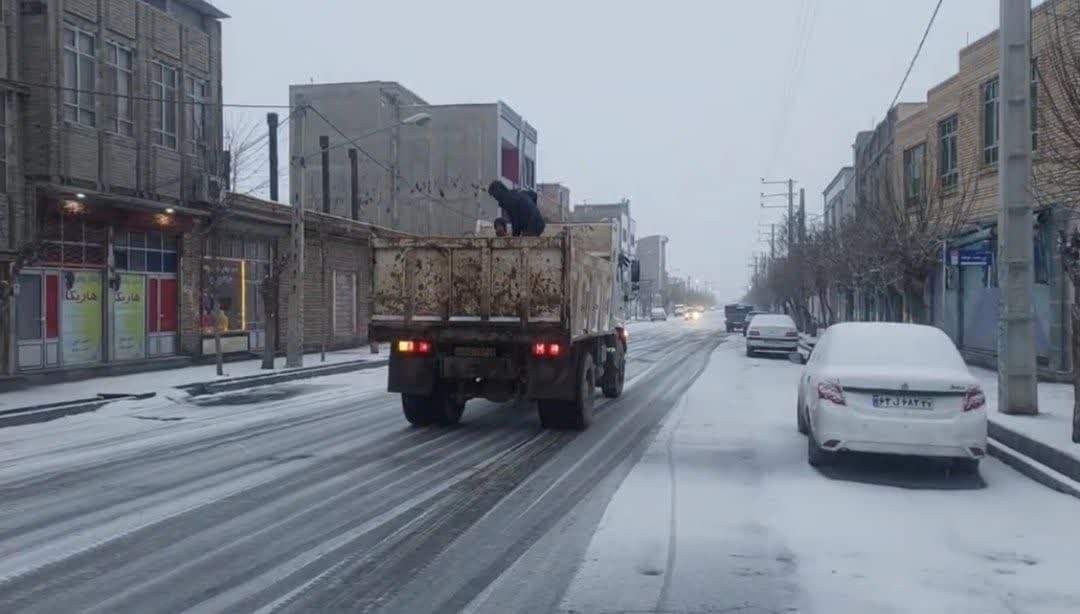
0;346;387;412
971;366;1080;466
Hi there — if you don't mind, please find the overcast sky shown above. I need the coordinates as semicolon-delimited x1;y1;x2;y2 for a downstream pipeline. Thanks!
218;0;1004;301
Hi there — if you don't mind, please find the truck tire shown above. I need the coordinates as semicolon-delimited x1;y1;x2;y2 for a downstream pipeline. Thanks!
402;394;434;426
537;400;565;429
601;349;625;399
566;351;596;430
431;393;465;426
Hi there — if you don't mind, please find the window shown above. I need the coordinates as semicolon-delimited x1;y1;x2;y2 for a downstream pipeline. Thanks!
113;231;179;273
106;43;134;136
40;213;107;266
185;77;208;154
0;96;7;193
903;143;926;206
1031;58;1039;152
201;236;272;334
939;114;958;189
523;156;536;189
500;140;520;184
151;62;178;149
983;77;999;165
63;26;96;126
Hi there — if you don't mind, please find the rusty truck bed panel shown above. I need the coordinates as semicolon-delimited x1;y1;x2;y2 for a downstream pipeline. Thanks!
371;230;614;341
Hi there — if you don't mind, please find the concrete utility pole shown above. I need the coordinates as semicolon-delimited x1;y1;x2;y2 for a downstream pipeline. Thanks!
761;178;797;251
267;113;279;202
286;103;307;368
997;0;1038;414
382;91;402;228
349;148;360;221
320;136;331;214
798;188;806;243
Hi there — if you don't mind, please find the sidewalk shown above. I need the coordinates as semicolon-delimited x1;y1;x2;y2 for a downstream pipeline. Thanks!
970;367;1080;499
0;346;389;413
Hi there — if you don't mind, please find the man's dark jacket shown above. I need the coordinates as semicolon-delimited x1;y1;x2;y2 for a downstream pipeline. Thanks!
488;181;546;237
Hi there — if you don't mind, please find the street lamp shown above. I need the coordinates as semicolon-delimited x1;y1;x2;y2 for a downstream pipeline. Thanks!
401;112;431;127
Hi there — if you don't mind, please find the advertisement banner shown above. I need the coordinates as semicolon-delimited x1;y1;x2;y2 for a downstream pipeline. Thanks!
61;271;103;365
113;274;146;361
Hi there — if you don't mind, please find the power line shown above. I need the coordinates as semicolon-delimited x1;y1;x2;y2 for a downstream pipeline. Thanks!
9;78;290;108
887;0;945;110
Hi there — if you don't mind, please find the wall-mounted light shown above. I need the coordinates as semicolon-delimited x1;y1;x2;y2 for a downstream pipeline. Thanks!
63;200;84;213
154;213;173;227
165;207;176;214
75;193;86;199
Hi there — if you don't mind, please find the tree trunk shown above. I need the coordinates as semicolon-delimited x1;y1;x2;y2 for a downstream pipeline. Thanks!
1073;301;1080;443
213;304;224;377
261;282;276;370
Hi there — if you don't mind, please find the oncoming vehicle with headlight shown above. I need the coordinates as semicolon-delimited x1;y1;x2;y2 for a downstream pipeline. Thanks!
793;322;987;473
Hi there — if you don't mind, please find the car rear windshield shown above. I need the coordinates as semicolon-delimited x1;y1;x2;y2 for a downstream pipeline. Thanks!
826;325;966;370
750;315;794;328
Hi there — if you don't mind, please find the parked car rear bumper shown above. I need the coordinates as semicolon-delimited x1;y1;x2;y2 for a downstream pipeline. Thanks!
813;402;987;459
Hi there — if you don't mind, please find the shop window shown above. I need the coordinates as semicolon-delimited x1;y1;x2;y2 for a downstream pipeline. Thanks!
41;214;107;267
114;230;180;273
201;236;272;335
16;274;42;341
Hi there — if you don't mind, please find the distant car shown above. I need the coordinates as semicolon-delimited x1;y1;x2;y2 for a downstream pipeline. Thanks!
650;307;668;321
795;322;987;473
673;304;687;317
745;314;797;356
684;309;701;321
723;304;753;333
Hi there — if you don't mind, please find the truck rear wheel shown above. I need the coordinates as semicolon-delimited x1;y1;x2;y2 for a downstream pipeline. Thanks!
601;349;625;399
402;394;434;426
537;351;595;431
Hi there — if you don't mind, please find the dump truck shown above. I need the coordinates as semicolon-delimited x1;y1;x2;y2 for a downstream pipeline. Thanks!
368;223;632;430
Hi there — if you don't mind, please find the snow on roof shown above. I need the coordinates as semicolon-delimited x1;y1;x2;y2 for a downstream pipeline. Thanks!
824;322;967;370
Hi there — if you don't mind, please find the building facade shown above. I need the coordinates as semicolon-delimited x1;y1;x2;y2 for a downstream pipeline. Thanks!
572;200;637;321
289;81;538;237
536;182;570;222
636;234;668;315
3;0;228;376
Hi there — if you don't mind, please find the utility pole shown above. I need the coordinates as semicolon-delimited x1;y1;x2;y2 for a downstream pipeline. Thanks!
286;103;307;368
770;224;776;261
997;0;1038;414
349;148;359;221
382;90;402;229
761;178;797;252
267;113;279;202
320;136;331;214
798;188;806;243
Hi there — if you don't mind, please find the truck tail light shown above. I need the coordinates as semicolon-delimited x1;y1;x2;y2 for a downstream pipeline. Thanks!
817;380;846;406
963;387;986;412
533;342;562;358
397;340;433;355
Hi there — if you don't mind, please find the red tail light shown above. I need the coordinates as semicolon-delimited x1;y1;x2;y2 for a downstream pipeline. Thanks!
785;331;798;338
748;330;761;336
533;342;562;358
817;380;846;405
397;340;433;355
963;387;986;412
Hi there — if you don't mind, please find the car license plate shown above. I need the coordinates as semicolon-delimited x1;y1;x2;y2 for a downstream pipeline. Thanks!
872;394;934;410
455;346;496;358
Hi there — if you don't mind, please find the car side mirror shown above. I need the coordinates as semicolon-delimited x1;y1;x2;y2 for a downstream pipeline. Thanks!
788;352;805;365
631;260;641;283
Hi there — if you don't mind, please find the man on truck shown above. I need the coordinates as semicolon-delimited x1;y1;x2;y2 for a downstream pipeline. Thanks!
488;180;545;236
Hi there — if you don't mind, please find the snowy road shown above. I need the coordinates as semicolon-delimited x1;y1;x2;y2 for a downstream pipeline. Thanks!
2;315;1078;614
0;315;724;613
561;335;1080;614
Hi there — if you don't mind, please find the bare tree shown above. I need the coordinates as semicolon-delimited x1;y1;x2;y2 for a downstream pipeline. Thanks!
1034;0;1080;442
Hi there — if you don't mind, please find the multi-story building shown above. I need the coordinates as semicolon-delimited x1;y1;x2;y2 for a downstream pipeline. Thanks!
289;81;538;237
536;182;570;222
572;200;637;320
636;234;668;313
3;0;228;375
822;166;854;231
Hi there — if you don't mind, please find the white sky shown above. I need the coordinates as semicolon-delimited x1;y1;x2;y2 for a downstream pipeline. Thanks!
218;0;1004;301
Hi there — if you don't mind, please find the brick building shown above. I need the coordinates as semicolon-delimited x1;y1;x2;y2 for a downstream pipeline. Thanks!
537;182;570;222
3;0;228;376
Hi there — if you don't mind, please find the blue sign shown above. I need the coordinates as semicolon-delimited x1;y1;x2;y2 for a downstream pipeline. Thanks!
958;249;991;266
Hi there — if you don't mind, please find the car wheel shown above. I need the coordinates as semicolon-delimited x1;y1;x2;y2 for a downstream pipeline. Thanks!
952;458;980;475
745;346;754;358
807;423;830;467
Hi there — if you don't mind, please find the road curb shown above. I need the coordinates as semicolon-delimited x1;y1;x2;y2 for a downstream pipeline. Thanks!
0;393;157;429
987;437;1080;500
176;358;389;396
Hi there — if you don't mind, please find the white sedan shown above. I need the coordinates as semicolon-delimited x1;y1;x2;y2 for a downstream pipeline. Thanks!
745;314;799;356
794;322;987;473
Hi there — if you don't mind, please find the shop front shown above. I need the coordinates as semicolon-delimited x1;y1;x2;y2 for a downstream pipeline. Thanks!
14;197;191;371
199;234;276;356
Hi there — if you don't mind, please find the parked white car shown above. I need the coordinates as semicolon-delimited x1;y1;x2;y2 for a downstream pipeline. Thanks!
650;307;668;321
794;322;987;472
745;314;798;356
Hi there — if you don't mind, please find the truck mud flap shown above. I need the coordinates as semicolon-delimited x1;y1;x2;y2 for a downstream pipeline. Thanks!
388;354;436;395
527;357;576;402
